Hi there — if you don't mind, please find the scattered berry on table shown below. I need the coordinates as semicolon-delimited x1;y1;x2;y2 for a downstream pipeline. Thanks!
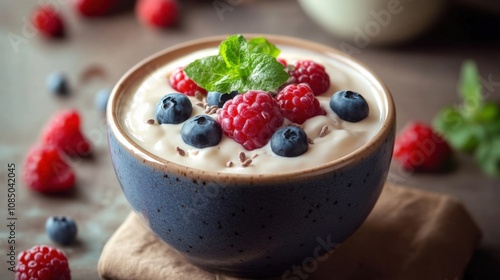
22;145;75;193
393;121;453;172
271;126;309;157
73;0;118;17
276;83;326;124
206;91;238;108
155;93;192;124
169;67;207;96
46;72;69;96
290;60;330;95
329;90;369;122
218;90;284;151
181;115;222;148
46;216;78;245
136;0;179;28
32;6;65;38
41;109;92;157
95;88;111;113
15;245;71;280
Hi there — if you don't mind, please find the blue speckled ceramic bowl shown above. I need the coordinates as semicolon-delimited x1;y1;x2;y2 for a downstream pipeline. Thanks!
107;35;396;278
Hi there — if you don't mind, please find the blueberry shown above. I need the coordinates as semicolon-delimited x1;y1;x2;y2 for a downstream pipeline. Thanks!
45;216;77;245
329;90;369;122
46;72;68;95
271;126;308;157
156;93;193;124
206;91;238;108
181;115;222;148
95;88;111;113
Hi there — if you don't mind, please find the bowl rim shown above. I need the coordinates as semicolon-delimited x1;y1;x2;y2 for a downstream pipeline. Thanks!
107;34;396;183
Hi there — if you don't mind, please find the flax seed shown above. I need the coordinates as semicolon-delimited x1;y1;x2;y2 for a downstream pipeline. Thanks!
176;147;186;156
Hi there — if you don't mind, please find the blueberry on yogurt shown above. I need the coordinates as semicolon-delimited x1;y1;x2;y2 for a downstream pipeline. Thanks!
206;91;239;108
181;115;222;148
329;90;369;122
271;126;308;157
156;93;193;124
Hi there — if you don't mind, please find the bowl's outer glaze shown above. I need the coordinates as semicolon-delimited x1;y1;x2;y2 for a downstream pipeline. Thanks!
108;130;394;276
107;34;396;277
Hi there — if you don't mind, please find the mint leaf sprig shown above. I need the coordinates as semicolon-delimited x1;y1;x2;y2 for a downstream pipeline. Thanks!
433;61;500;177
184;35;289;94
248;37;281;58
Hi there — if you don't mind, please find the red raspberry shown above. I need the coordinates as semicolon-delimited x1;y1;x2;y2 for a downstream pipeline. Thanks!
276;83;326;124
136;0;179;28
393;122;453;172
22;145;75;193
15;245;70;280
290;60;330;95
32;6;64;37
218;90;284;151
72;0;118;17
277;58;287;67
41;109;92;157
169;67;207;96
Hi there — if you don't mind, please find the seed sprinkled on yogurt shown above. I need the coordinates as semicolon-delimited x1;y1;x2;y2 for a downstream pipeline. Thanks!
196;101;206;108
241;159;252;167
176;147;186;156
205;105;218;115
319;125;329;138
239;152;247;163
195;91;204;101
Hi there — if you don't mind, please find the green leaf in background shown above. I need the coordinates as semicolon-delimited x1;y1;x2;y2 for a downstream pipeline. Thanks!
473;102;500;122
459;60;483;118
475;138;500;178
433;107;480;152
433;60;500;178
185;34;289;93
248;37;281;58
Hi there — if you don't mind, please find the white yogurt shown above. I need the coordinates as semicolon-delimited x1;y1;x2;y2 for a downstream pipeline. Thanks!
120;46;384;174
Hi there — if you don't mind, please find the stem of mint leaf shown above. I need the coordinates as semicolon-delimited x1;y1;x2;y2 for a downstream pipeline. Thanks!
184;34;289;94
460;60;483;119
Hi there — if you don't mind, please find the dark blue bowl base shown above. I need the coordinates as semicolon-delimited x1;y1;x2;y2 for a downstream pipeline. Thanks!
108;126;394;278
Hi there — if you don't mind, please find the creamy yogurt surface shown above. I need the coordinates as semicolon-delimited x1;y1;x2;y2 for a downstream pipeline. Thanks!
120;46;385;174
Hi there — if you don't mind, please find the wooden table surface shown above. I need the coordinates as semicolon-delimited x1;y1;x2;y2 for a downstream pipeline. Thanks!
1;1;499;279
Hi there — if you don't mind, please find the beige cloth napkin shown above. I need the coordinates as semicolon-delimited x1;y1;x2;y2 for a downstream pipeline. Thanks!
98;183;481;280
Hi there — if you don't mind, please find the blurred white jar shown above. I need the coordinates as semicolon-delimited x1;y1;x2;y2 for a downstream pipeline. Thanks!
298;0;447;46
